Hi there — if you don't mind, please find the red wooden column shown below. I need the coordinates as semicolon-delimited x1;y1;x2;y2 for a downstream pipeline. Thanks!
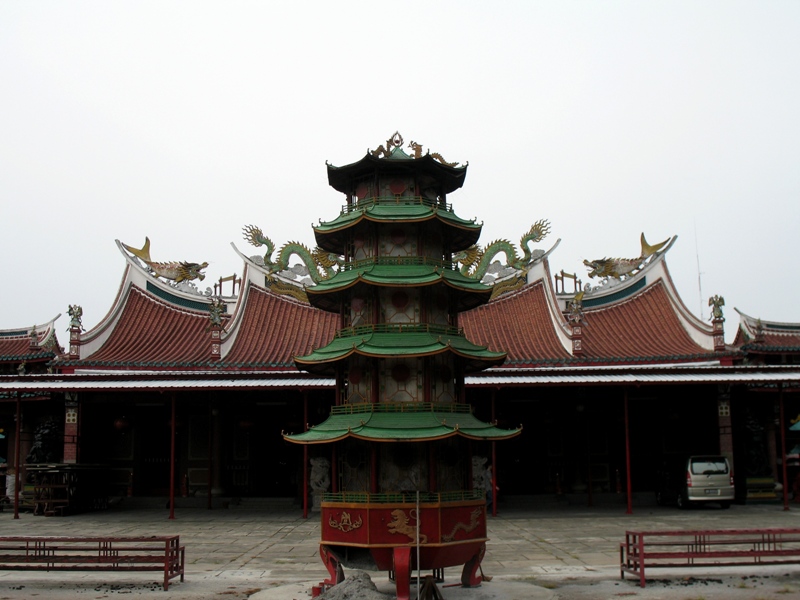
779;383;789;511
624;388;633;514
13;391;21;520
303;391;309;519
207;400;213;510
491;389;497;517
169;394;176;520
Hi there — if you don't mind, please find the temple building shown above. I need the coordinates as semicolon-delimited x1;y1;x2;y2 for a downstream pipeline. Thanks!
1;133;800;522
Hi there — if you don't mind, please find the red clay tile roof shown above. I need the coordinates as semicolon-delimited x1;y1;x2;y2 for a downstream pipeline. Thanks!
580;280;709;359
461;281;571;365
0;326;61;363
462;279;715;365
79;285;214;365
733;311;800;352
224;285;338;367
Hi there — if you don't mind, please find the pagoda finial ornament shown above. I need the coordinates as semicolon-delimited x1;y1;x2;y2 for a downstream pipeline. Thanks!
583;232;671;281
121;237;208;283
370;131;404;158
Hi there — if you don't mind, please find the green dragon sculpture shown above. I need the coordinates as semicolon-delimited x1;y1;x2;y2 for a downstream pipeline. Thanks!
456;219;551;280
242;224;341;283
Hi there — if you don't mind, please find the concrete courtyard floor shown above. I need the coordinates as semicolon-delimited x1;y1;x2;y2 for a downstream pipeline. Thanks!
1;498;800;599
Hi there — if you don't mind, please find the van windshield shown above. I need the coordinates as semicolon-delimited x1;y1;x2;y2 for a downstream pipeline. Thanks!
691;458;728;475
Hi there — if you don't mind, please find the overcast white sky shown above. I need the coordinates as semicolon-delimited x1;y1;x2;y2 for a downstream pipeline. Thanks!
2;2;798;343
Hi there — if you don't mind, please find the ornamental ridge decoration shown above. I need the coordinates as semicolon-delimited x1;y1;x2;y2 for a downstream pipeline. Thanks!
67;305;85;332
122;237;209;283
207;297;225;330
582;233;670;282
455;219;552;281
242;225;342;284
370;131;460;167
709;295;725;320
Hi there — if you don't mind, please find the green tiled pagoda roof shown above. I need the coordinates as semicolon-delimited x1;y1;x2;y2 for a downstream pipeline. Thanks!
295;325;506;374
284;402;521;444
314;198;481;252
306;259;492;312
327;152;467;195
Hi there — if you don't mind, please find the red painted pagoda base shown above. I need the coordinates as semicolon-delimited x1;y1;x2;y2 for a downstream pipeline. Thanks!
319;494;487;600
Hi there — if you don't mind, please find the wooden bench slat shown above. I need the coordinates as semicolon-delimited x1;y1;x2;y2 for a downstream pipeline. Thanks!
0;536;185;591
620;528;800;588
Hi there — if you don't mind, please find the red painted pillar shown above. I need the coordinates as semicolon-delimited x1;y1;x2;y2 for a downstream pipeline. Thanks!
169;395;176;520
303;392;309;519
491;390;497;517
624;388;633;514
780;384;789;511
13;392;21;520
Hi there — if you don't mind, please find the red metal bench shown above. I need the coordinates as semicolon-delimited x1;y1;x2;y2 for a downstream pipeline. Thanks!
0;535;185;591
620;528;800;588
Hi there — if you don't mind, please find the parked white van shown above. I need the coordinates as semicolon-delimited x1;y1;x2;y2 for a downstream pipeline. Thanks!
656;455;735;509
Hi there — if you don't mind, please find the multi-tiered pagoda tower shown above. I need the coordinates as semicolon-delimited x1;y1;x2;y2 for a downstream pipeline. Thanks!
284;133;520;599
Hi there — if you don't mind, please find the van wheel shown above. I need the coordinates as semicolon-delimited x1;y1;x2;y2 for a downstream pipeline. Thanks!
720;502;731;509
677;493;690;510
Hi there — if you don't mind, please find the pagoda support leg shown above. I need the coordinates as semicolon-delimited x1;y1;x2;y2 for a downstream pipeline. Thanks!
320;545;344;587
393;546;412;600
460;542;486;587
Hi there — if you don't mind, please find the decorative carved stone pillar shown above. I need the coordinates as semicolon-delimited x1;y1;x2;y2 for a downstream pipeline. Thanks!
68;305;84;360
572;326;584;357
567;293;586;357
712;319;725;353
717;385;734;467
63;394;80;464
28;326;39;352
209;326;221;360
207;298;225;361
709;295;726;353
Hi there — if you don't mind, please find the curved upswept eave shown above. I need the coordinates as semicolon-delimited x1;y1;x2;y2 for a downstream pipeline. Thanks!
306;264;492;294
283;403;521;444
75;285;213;365
314;206;482;254
294;330;506;375
326;152;467;195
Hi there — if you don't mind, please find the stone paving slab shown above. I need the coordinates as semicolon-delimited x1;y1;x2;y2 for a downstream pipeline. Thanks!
0;502;798;598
